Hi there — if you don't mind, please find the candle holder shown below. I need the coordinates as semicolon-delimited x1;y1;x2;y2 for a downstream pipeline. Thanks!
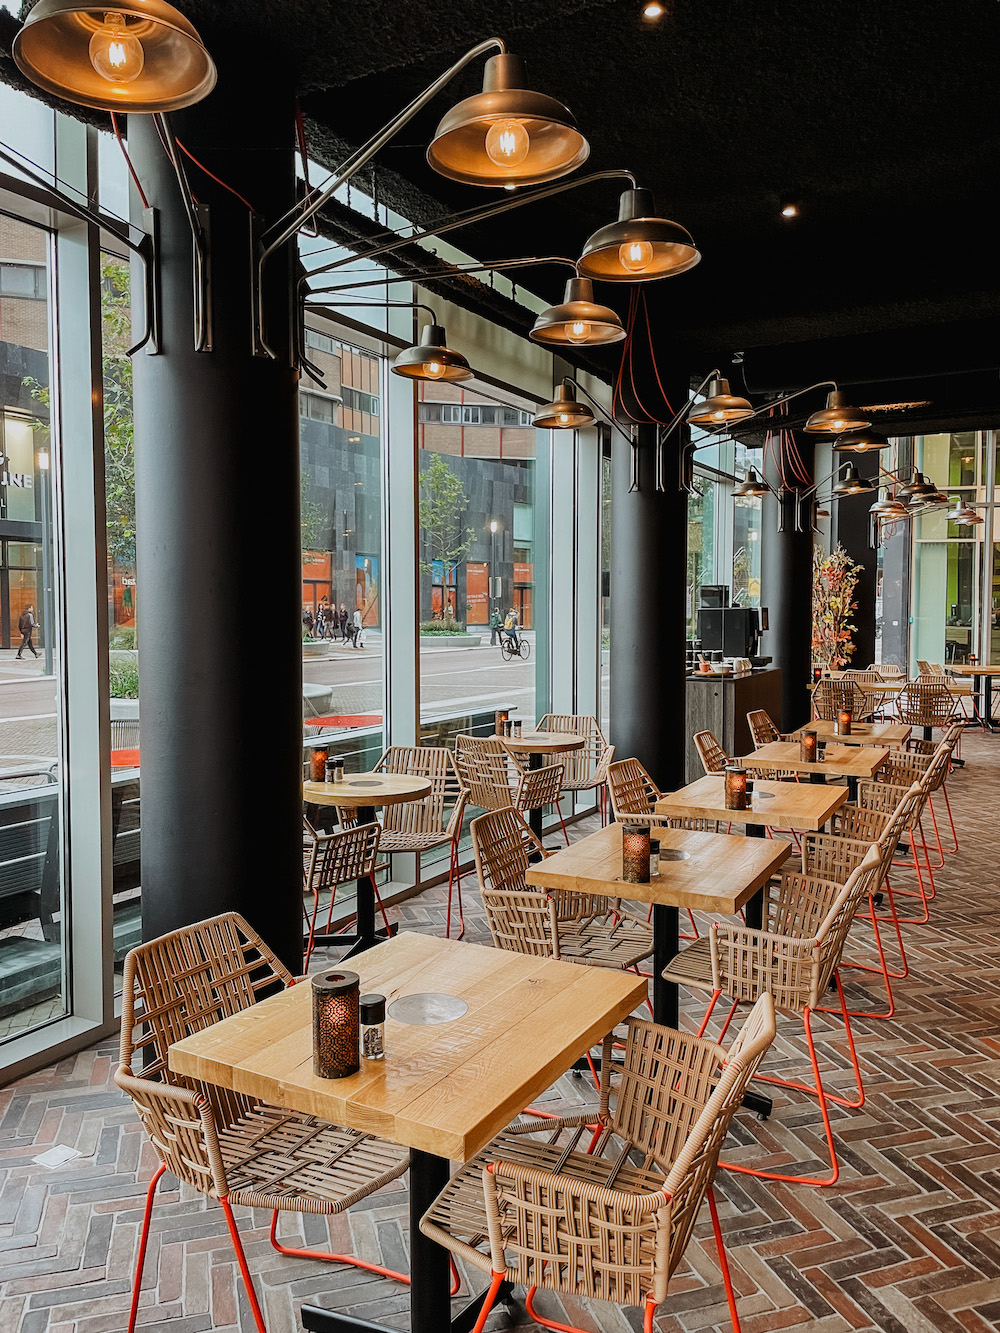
813;667;823;684
621;823;650;884
312;970;360;1079
495;708;509;735
800;729;818;763
724;765;748;811
836;709;853;737
310;745;329;783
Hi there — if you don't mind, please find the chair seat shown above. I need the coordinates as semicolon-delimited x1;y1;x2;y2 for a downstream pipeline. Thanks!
377;829;452;854
422;1127;666;1265
219;1104;409;1214
660;936;715;992
558;914;654;968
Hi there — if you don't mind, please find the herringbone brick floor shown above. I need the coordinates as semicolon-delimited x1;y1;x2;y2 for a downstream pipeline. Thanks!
2;735;1000;1333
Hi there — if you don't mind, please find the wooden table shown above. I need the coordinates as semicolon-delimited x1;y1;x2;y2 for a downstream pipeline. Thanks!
947;663;1000;730
303;774;432;955
496;730;586;843
741;741;888;798
525;822;789;1028
790;720;911;748
168;932;646;1333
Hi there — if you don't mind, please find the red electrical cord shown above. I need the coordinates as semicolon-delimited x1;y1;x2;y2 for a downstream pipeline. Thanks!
110;111;149;210
175;138;254;212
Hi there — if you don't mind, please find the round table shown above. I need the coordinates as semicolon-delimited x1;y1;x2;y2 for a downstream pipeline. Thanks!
303;773;432;955
495;731;586;845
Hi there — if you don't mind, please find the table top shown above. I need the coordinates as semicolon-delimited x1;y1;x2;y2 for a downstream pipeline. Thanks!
790;721;912;747
947;663;1000;676
495;731;587;755
743;741;889;779
525;823;789;914
655;774;848;829
303;774;433;808
168;932;645;1164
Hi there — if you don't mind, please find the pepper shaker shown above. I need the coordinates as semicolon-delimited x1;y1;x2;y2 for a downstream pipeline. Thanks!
360;993;385;1060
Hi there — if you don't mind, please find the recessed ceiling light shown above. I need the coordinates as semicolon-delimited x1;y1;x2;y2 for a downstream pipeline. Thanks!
780;198;800;219
642;2;665;19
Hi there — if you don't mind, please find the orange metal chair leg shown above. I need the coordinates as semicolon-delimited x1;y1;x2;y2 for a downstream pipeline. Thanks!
222;1196;268;1333
446;840;465;940
469;1270;507;1333
127;1163;166;1333
269;1210;410;1282
708;1186;743;1333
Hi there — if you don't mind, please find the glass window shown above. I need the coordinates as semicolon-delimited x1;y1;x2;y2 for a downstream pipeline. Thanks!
686;472;717;636
0;213;68;1044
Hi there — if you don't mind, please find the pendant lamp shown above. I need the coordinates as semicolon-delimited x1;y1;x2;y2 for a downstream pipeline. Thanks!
870;494;909;520
577;188;700;282
946;499;984;525
896;470;938;501
832;463;875;496
804;390;871;434
532;380;595;429
427;53;589;187
732;467;769;498
529;277;625;346
687;377;753;427
13;0;216;113
391;324;473;383
834;428;890;452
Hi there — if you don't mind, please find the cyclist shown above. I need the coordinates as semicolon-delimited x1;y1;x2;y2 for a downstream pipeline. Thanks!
503;607;520;651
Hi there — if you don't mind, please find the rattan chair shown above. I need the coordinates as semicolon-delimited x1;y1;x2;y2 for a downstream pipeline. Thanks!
536;713;616;823
471;807;653;969
895;679;959;734
110;717;140;749
663;847;884;1187
455;734;568;843
799;783;923;1019
745;708;792;747
841;668;888;718
905;720;964;857
812;677;871;721
693;729;728;774
114;913;411;1333
302;818;383;966
373;745;468;938
420;994;776;1333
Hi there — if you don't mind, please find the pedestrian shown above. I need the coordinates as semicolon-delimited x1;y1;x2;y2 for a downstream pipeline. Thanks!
489;605;502;646
316;597;329;639
16;604;39;659
353;607;364;648
302;606;314;636
339;604;348;642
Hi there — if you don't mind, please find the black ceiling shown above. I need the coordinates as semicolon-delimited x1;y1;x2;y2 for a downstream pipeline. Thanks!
4;0;1000;428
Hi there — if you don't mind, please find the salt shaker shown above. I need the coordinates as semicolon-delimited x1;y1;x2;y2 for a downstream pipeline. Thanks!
360;993;385;1060
649;838;660;876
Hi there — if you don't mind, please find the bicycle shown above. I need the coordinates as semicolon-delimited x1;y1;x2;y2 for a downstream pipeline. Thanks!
500;634;530;662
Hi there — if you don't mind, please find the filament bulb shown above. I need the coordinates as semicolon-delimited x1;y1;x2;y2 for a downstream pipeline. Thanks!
618;240;654;273
425;360;445;380
558;412;570;424
565;320;592;344
485;119;530;168
89;13;144;84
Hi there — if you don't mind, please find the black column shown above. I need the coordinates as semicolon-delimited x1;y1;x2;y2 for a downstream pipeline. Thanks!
610;416;688;793
832;449;879;668
131;64;303;971
762;434;816;732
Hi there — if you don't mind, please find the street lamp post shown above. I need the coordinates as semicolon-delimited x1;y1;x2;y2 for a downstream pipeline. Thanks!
489;519;500;610
37;447;54;677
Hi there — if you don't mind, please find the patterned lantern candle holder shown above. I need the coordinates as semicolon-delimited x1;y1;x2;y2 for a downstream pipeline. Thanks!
800;729;818;763
621;823;650;884
724;765;748;811
813;667;823;685
836;709;853;737
495;708;509;735
312;970;360;1079
309;745;329;783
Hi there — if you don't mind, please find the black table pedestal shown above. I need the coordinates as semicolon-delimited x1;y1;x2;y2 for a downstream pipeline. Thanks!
302;1148;512;1333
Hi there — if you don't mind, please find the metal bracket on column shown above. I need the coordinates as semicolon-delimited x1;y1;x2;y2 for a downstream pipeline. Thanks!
126;209;160;356
154;113;212;353
629;433;640;492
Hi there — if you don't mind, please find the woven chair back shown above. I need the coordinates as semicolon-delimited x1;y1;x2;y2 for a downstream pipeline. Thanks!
812;678;868;720
662;815;721;832
471;807;544;894
484;994;776;1306
876;663;905;677
119;912;293;1124
303;820;380;894
895;680;955;728
455;734;516;811
516;762;565;812
693;730;728;774
746;709;780;747
115;1068;227;1198
536;714;614;789
607;757;661;823
480;888;556;957
374;746;463;836
812;847;885;995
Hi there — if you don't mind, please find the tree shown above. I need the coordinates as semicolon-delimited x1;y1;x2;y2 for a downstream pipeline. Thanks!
418;452;474;575
812;543;863;669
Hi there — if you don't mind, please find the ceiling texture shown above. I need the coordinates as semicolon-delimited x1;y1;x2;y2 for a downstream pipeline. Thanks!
3;0;1000;432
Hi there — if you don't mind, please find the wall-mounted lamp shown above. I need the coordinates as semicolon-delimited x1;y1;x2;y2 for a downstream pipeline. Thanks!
732;467;770;498
532;380;596;429
804;389;871;435
577;188;700;282
833;428;891;453
392;323;472;383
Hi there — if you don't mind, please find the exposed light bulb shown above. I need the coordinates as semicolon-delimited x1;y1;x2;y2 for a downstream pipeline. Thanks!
713;409;725;421
425;360;445;379
485;119;530;168
642;1;665;17
558;412;570;424
89;13;144;84
565;320;592;344
832;418;844;430
781;203;798;218
618;239;654;273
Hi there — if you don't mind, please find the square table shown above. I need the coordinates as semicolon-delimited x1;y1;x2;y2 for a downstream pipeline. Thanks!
168;931;646;1333
947;663;1000;731
741;741;888;797
790;720;912;749
525;822;789;1029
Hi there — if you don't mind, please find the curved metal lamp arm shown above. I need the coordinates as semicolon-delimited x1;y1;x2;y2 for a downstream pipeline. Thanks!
655;369;723;494
698;379;838;438
298;298;437;381
563;379;643;490
306;255;578;299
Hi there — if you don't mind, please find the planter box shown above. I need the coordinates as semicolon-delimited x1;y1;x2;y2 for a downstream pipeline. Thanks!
302;641;328;658
419;634;482;647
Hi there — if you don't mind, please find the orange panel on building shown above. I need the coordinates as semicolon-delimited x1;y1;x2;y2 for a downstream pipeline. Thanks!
466;562;488;624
